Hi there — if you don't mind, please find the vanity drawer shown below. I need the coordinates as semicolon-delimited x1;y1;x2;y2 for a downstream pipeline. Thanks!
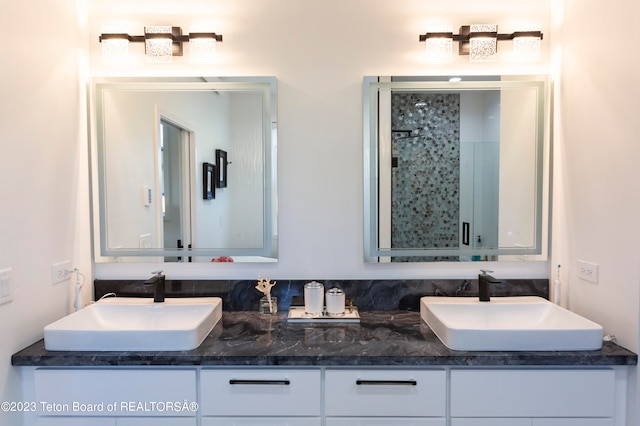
202;419;321;426
327;419;445;426
200;369;321;416
325;369;446;417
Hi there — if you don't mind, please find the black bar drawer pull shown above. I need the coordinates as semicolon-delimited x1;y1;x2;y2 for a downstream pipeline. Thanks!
229;379;291;385
356;379;417;386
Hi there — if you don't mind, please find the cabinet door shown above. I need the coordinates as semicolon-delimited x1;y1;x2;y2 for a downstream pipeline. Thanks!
34;369;196;418
325;369;446;417
327;418;446;426
202;418;321;426
451;369;615;418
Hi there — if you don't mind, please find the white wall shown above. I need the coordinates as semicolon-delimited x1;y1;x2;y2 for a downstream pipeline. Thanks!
552;0;640;422
101;90;166;251
0;0;90;423
227;93;265;250
192;92;232;251
89;0;552;280
499;85;539;253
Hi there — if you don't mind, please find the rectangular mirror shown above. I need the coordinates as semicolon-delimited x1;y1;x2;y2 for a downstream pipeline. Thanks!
90;77;277;263
364;75;549;262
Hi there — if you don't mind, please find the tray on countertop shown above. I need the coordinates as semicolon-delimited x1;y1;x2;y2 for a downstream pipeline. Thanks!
286;306;361;323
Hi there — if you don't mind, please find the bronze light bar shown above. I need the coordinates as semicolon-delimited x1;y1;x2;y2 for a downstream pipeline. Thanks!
99;26;223;58
419;26;543;56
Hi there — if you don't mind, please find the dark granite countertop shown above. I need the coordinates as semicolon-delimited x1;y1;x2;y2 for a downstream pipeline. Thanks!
11;311;637;367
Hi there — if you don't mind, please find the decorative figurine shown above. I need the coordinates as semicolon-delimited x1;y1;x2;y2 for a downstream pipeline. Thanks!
256;276;277;314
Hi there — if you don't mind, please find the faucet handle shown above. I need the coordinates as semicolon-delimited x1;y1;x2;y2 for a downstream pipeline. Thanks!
480;269;494;276
150;270;164;276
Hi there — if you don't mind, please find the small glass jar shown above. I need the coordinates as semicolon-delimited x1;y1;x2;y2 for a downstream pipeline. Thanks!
326;288;346;316
304;281;325;316
259;296;278;315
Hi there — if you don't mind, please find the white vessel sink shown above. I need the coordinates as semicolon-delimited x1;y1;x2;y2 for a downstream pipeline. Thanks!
44;297;222;351
420;296;603;351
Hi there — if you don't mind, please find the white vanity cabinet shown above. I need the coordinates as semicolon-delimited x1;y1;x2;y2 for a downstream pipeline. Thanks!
324;369;447;425
21;366;628;426
200;368;321;426
450;369;617;426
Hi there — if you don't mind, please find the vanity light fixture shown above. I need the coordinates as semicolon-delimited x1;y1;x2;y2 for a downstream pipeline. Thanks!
420;25;543;63
99;26;223;63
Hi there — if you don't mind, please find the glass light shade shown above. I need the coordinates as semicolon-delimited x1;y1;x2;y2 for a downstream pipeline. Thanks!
514;36;541;61
470;24;497;62
189;26;217;63
424;25;453;63
145;26;173;63
101;39;129;64
513;25;542;62
426;38;453;63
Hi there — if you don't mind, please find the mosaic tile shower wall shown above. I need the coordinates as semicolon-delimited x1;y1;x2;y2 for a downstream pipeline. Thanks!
391;93;460;261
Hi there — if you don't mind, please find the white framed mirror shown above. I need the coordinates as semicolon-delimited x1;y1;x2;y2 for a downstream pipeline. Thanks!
90;77;277;263
364;75;549;262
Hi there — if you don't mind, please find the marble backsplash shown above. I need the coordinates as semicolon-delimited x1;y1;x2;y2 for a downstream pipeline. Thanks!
94;278;548;312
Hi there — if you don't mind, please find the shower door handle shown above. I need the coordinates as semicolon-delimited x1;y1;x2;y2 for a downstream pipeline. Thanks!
462;222;470;246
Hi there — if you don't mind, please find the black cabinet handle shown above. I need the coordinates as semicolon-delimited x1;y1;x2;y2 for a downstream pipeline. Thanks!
356;379;417;386
229;379;291;385
462;222;470;246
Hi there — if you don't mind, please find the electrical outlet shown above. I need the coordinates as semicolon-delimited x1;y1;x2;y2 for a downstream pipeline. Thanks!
51;260;72;285
577;259;599;284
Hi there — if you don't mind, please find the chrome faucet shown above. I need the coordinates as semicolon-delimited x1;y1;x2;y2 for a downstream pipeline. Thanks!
144;270;165;303
478;270;501;302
